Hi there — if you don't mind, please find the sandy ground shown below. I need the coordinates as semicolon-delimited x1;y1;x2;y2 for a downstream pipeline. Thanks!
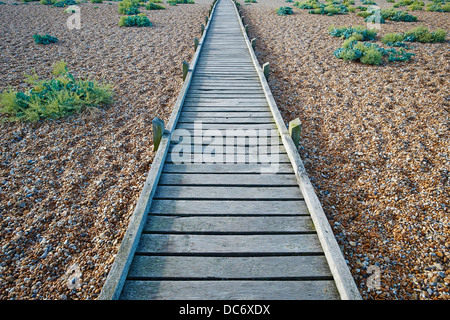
0;0;212;299
240;0;449;300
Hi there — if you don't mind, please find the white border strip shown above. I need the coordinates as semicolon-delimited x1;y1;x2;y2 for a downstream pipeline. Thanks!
231;0;361;300
98;0;219;300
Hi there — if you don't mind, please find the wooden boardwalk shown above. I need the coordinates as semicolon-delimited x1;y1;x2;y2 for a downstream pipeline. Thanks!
99;0;361;300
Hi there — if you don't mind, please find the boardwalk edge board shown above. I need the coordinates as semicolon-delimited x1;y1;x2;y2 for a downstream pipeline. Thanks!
230;0;361;300
98;0;220;300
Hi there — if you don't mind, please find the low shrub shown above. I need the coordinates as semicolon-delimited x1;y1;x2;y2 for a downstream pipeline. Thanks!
329;25;377;41
361;0;376;4
382;26;447;44
357;11;372;17
146;2;164;9
245;0;257;3
32;34;59;44
91;0;103;3
167;0;194;4
0;61;114;122
119;13;152;27
308;2;349;15
294;0;319;9
363;8;417;22
40;0;76;6
333;40;415;65
276;6;293;15
118;0;140;14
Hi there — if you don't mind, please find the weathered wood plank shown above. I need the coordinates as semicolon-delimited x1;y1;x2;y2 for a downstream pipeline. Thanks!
182;106;271;112
154;186;303;200
120;280;340;300
162;163;295;174
149;199;309;215
127;255;330;279
143;216;315;233
176;123;277;130
177;117;275;124
135;234;323;254
179;111;273;118
157;173;297;186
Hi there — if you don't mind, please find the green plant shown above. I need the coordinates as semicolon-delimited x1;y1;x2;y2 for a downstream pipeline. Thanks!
91;0;102;3
245;0;257;3
361;0;376;4
118;13;152;27
167;0;194;4
146;2;164;8
40;0;76;6
118;0;140;14
443;3;450;11
276;6;293;15
333;41;414;65
382;26;447;44
328;25;377;41
381;32;405;45
0;61;114;122
32;34;59;44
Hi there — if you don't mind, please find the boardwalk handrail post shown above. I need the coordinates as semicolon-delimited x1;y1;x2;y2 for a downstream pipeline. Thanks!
182;60;189;81
194;37;199;51
263;62;269;80
251;38;256;49
289;118;301;150
201;24;205;35
152;117;165;152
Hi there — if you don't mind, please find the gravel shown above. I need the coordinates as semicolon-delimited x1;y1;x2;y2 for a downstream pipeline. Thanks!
1;0;448;301
0;0;211;299
240;0;449;300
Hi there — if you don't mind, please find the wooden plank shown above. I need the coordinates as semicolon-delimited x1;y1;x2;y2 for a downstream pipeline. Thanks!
176;123;277;130
157;173;297;186
182;106;271;112
179;111;273;118
143;215;315;233
177;117;275;124
120;280;340;300
165;153;290;164
127;255;331;279
162;164;295;174
154;186;303;200
150;199;309;215
135;234;323;254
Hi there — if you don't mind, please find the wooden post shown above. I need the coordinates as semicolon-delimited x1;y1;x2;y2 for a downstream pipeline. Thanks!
194;37;199;51
245;24;249;34
251;38;256;50
182;60;189;81
263;62;269;80
152;117;165;151
289;118;302;150
201;24;205;35
205;16;208;25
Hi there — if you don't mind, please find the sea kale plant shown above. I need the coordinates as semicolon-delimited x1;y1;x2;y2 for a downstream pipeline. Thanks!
276;6;294;15
32;34;59;44
0;61;114;122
